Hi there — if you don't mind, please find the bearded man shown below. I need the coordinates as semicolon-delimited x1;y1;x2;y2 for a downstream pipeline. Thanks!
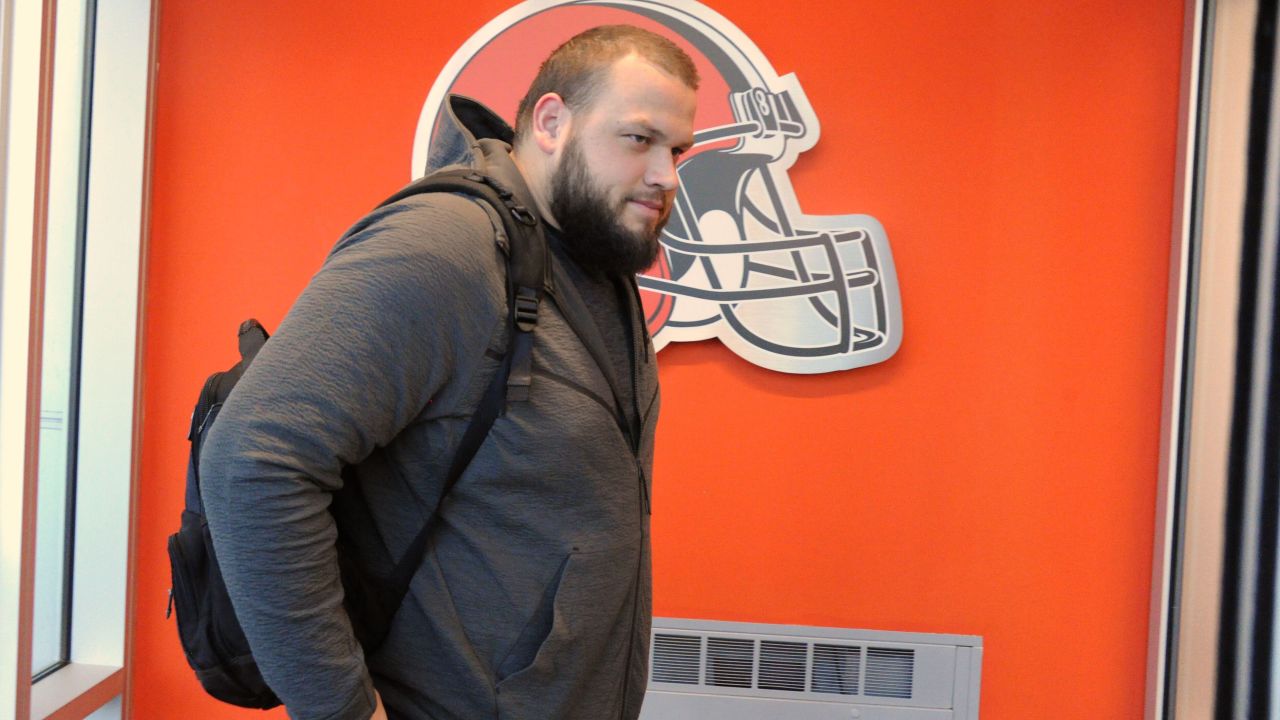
199;24;698;720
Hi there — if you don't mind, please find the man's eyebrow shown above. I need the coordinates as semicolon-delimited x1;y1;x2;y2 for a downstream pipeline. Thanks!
621;120;694;148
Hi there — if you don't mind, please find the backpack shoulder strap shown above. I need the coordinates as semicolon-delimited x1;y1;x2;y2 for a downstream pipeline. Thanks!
376;166;547;409
372;168;548;624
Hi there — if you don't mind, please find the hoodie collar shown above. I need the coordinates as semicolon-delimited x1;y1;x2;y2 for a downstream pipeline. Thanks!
427;94;541;231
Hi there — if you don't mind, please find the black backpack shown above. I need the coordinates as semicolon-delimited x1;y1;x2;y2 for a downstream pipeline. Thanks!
166;168;549;709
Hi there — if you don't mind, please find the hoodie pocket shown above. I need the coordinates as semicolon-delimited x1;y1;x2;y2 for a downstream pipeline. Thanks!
495;545;639;720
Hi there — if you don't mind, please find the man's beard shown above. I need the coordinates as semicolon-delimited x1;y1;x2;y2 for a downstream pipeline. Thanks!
548;135;669;277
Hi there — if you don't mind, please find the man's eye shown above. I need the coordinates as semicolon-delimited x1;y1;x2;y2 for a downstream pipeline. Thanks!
626;134;650;145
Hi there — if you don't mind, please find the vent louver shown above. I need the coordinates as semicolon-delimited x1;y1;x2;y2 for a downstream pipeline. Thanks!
812;643;862;695
651;634;701;685
758;641;806;691
706;637;754;688
866;647;915;698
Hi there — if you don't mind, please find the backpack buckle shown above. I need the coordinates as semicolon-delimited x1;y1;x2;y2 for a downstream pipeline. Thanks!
467;172;537;226
508;203;538;226
513;286;540;331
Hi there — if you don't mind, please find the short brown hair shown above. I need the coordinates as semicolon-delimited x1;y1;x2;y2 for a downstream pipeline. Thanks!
513;25;699;142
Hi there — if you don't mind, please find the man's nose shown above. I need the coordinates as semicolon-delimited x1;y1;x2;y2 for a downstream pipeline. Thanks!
645;153;679;192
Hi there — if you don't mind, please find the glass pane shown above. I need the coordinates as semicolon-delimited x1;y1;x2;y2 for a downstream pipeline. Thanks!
32;0;92;679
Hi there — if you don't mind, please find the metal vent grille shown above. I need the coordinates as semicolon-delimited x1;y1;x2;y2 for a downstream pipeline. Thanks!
652;634;701;685
812;643;862;695
866;647;915;698
757;641;806;691
653;633;917;700
644;619;982;719
706;637;754;687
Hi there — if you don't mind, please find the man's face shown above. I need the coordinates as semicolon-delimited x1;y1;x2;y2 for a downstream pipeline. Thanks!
548;54;697;276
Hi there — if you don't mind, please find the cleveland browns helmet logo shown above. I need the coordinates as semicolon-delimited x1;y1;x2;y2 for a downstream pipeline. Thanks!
413;0;903;374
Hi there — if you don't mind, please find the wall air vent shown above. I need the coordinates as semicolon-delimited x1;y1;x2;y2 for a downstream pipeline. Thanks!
866;646;915;698
651;634;701;685
643;618;982;720
812;643;861;695
758;640;806;691
706;637;754;687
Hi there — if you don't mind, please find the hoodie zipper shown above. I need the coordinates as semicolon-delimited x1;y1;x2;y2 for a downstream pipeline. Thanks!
624;275;655;515
616;274;655;718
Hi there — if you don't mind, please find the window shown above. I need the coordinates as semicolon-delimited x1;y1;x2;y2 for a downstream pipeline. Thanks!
32;0;95;682
0;0;153;717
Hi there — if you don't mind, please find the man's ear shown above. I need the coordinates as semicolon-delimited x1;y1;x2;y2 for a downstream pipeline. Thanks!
530;93;570;155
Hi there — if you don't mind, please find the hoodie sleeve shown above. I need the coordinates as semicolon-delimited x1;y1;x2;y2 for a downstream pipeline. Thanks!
198;193;505;720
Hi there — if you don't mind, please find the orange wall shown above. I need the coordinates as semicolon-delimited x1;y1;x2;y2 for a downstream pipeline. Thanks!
130;1;1183;718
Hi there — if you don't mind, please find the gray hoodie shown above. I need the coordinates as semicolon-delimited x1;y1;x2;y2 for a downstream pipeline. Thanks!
200;96;659;720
